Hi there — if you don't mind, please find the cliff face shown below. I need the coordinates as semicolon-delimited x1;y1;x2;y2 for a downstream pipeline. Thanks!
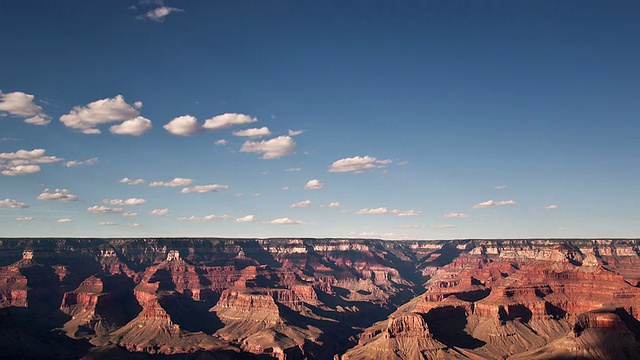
1;238;640;359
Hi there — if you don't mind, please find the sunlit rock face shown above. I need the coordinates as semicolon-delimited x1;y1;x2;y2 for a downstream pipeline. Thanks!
1;238;640;359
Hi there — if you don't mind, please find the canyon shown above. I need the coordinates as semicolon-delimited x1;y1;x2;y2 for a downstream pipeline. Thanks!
0;238;639;359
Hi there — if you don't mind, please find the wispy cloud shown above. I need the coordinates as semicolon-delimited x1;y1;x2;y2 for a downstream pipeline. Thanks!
233;127;271;137
120;177;145;185
150;208;170;216
64;157;98;167
101;198;146;206
57;218;73;223
288;129;304;136
15;217;33;221
355;207;421;216
545;204;558;209
495;185;507;189
181;184;228;193
264;217;305;225
138;6;184;22
149;177;193;187
178;214;232;222
442;212;469;219
473;200;516;208
320;202;340;208
290;200;312;208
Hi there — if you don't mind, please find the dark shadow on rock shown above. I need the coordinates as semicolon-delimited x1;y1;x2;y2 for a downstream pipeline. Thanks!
149;269;176;291
158;292;224;334
425;307;486;349
238;240;281;268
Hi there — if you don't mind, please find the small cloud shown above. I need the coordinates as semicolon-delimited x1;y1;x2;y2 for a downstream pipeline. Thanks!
264;217;305;225
99;221;118;226
376;159;392;165
181;184;228;193
286;167;301;172
37;189;78;202
442;212;469;219
328;156;383;173
133;101;143;109
355;207;391;215
215;139;228;146
109;116;152;136
163;115;201;136
149;177;193;187
233;127;271;138
236;215;255;222
288;129;304;136
178;214;232;222
15;217;33;221
150;208;170;216
495;185;507;189
290;200;312;208
119;177;145;185
545;204;558;209
320;202;340;208
0;148;62;176
473;200;516;209
57;218;73;223
0;198;29;209
397;210;422;216
59;95;146;134
130;222;141;227
87;205;125;214
101;198;146;206
281;186;290;190
64;157;98;167
304;179;325;190
240;135;296;159
397;160;408;166
427;224;457;230
138;6;184;22
122;212;138;217
202;113;257;131
0;91;51;125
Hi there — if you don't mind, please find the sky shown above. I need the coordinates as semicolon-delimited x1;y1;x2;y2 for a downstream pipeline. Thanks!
1;1;639;239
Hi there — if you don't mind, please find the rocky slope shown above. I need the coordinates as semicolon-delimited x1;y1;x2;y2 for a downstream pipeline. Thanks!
0;238;639;359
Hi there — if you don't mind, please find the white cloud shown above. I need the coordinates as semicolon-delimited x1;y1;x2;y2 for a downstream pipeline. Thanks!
355;207;392;215
24;116;51;126
202;113;256;131
163;115;201;136
397;210;422;216
119;177;145;185
109;116;152;136
140;6;184;22
99;221;118;226
181;184;228;193
87;205;125;214
495;185;507;189
122;212;138;217
0;91;50;125
0;148;62;176
304;179;325;190
473;200;516;208
233;127;271;137
1;165;41;176
149;177;193;187
286;167;301;172
427;224;457;229
0;199;28;208
545;204;558;209
264;217;304;225
101;198;146;206
236;215;255;222
150;208;170;216
15;217;33;221
328;156;382;173
376;159;392;165
133;101;143;109
240;135;296;159
59;95;145;134
215;139;228;146
178;214;232;222
57;218;73;223
37;189;78;202
321;202;340;208
442;212;469;219
288;129;304;136
290;200;312;208
64;157;98;167
130;222;141;227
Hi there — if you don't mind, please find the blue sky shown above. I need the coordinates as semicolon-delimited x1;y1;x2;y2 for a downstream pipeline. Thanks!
1;1;639;239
